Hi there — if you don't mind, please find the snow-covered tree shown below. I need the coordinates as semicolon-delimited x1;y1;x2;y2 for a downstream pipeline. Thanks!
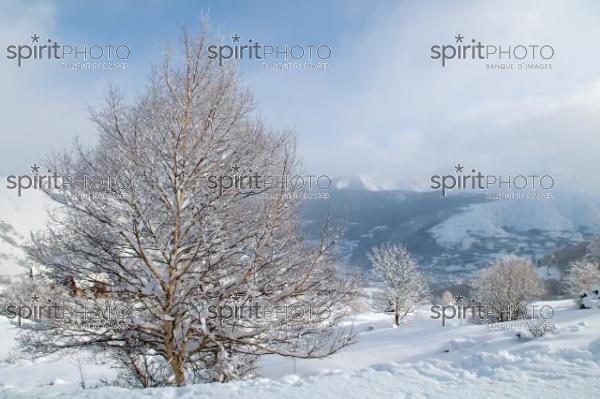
368;243;428;326
581;285;600;309
564;260;600;308
441;290;454;305
471;256;544;322
23;20;356;387
586;236;600;263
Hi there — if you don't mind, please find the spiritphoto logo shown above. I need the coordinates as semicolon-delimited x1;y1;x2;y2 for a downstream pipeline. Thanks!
5;164;131;197
206;164;331;199
205;301;331;332
5;33;131;70
208;33;331;70
3;294;132;329
430;34;554;70
430;294;555;327
430;163;555;199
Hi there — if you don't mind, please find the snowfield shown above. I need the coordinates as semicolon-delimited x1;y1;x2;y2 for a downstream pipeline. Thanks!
0;299;599;398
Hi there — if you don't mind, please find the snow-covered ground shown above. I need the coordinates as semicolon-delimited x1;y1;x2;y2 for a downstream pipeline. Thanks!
0;299;599;398
1;187;599;398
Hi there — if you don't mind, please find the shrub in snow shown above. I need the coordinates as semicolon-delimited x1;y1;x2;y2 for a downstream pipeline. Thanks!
471;256;545;322
368;242;429;326
580;286;600;309
516;322;557;341
564;260;600;308
530;321;557;337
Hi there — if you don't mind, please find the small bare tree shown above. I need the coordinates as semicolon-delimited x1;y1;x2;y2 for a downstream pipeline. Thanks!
564;260;600;307
23;19;356;387
368;243;428;326
471;256;544;322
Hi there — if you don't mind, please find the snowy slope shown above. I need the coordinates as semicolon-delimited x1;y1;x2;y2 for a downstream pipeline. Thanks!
0;300;599;398
0;186;49;276
430;192;600;250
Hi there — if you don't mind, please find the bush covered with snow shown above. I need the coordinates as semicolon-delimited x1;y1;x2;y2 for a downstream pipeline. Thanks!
564;260;600;308
516;321;557;341
471;256;545;322
580;286;600;309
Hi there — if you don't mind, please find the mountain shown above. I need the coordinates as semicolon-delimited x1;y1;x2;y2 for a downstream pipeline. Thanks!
302;186;600;287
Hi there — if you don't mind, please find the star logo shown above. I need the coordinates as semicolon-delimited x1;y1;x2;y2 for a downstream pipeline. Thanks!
232;34;241;43
31;294;40;302
454;164;464;173
453;293;465;303
231;164;240;173
31;164;40;173
454;34;464;43
232;292;245;302
31;34;40;43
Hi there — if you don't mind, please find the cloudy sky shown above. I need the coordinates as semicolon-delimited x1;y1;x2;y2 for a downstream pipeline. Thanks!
1;0;599;191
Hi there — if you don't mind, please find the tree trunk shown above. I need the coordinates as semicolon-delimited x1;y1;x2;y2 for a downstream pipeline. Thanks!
164;320;185;386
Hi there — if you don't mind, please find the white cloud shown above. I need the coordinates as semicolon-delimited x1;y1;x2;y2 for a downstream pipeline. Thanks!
248;0;600;191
